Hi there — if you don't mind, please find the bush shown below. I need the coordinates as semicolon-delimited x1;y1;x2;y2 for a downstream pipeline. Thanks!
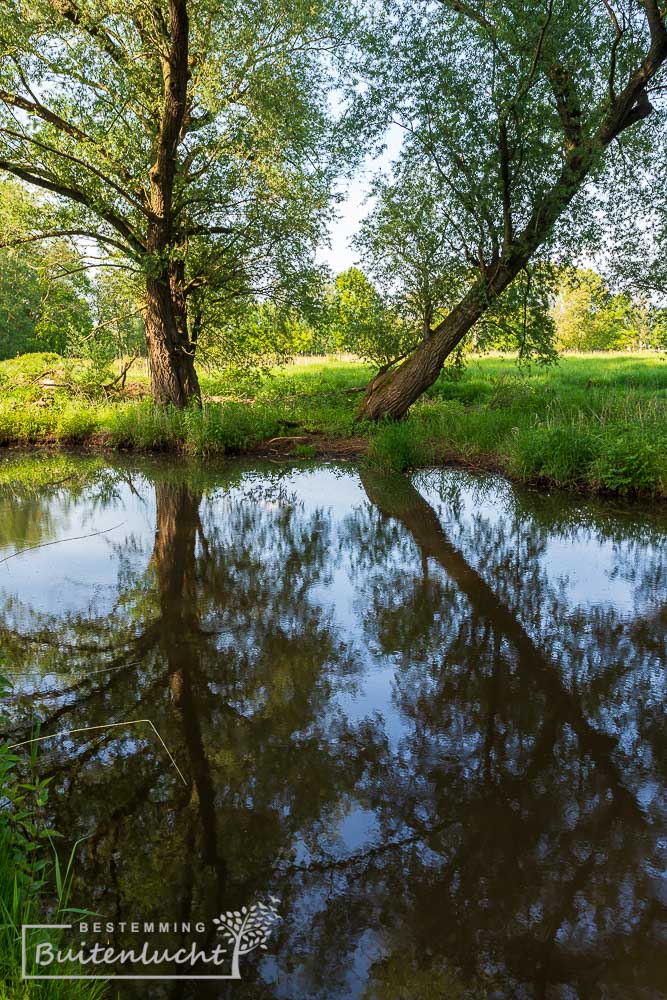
592;430;665;495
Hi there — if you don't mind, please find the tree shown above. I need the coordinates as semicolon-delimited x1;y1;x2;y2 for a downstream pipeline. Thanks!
91;268;146;362
0;0;351;406
551;267;667;350
355;1;667;420
326;267;411;366
354;165;468;341
598;122;667;317
0;182;92;358
470;263;559;361
553;268;637;351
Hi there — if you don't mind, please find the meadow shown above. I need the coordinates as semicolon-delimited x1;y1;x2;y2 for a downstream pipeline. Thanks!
0;351;665;497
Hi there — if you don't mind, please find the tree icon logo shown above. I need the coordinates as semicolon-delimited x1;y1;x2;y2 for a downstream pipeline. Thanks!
213;899;281;979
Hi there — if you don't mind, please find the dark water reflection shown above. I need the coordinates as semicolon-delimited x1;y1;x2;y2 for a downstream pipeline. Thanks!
1;456;666;999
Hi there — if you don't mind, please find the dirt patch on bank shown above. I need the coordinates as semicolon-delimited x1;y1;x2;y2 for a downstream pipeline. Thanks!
246;433;368;461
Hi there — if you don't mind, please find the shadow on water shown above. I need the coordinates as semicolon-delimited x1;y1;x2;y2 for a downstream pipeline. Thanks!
0;454;666;999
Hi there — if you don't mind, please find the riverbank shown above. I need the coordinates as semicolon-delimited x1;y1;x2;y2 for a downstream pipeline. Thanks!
0;352;665;497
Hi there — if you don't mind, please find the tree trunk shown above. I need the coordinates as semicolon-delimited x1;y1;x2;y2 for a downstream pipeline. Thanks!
358;259;522;420
143;0;200;408
144;272;201;407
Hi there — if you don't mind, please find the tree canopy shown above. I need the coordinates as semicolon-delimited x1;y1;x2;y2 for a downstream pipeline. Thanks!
0;0;354;403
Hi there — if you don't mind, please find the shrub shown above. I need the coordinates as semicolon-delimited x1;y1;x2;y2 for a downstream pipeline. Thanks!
592;430;665;495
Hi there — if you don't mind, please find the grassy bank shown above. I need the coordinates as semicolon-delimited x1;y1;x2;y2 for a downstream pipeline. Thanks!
0;351;665;497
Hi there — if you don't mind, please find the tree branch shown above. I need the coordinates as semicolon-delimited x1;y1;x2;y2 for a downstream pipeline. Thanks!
49;0;126;64
0;228;133;256
498;119;513;251
601;0;624;102
0;125;150;218
441;0;495;32
0;88;90;143
0;159;145;254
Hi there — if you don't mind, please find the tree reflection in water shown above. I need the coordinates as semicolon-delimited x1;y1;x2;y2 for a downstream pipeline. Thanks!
0;457;665;999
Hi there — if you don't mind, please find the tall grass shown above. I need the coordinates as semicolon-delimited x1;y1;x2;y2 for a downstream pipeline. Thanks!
0;351;665;496
0;677;106;999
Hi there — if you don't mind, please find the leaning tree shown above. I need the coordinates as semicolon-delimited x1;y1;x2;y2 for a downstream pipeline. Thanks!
356;0;667;419
0;0;351;405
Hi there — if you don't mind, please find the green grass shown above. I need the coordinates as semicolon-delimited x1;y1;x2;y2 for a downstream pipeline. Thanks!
0;830;108;1000
372;353;667;496
0;351;666;496
0;673;107;999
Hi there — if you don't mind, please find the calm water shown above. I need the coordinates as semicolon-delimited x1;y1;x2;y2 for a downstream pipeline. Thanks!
1;455;666;999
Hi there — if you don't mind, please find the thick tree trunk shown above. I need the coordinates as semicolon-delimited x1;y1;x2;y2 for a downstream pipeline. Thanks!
144;275;201;407
358;259;522;420
142;0;200;408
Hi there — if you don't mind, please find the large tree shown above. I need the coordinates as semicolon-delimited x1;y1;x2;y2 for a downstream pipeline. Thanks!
356;0;667;420
0;0;350;405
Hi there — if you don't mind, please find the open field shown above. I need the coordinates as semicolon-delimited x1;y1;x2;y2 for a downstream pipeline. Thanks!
0;351;665;496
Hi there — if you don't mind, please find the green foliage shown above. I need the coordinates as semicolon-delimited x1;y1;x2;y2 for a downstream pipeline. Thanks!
592;430;663;495
106;399;284;456
0;351;63;386
293;443;317;459
196;300;317;375
0;678;105;999
509;424;598;486
354;166;467;340
366;354;667;494
0;0;357;383
182;402;282;456
92;269;145;360
476;266;559;364
358;0;666;274
367;420;434;471
324;268;410;366
553;269;642;351
0;183;93;360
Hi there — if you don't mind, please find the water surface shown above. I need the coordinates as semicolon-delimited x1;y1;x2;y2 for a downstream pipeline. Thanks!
1;455;666;998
